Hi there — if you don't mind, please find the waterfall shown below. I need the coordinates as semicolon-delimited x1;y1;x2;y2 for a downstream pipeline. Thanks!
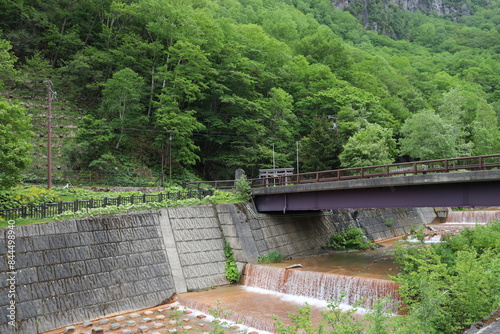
241;264;288;292
446;211;500;224
242;263;400;310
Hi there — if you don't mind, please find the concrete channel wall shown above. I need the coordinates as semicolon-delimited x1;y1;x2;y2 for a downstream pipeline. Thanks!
0;204;438;333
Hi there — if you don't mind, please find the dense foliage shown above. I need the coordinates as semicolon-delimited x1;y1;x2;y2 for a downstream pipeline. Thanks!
0;186;59;211
1;0;499;182
0;98;33;188
325;225;375;250
392;221;500;333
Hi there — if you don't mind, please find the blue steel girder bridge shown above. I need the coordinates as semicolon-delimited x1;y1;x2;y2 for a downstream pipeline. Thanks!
186;155;500;212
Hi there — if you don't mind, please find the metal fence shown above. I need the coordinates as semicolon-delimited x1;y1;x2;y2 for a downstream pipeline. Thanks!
1;189;212;221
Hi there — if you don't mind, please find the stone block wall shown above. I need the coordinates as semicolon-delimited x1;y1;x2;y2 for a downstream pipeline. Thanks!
355;207;437;241
248;210;339;258
216;204;259;265
0;211;175;334
245;207;437;258
162;206;228;291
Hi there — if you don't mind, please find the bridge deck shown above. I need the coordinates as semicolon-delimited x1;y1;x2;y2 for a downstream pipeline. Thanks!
252;170;500;212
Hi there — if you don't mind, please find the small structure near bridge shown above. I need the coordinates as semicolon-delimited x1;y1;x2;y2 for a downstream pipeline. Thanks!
259;168;294;187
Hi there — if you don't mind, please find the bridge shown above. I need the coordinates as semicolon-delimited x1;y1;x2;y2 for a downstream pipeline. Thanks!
186;155;500;212
250;155;500;212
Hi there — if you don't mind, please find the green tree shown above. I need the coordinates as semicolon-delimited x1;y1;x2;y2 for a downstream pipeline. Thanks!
301;115;341;172
399;110;467;160
0;39;17;89
437;86;483;145
99;67;146;150
64;116;116;170
294;25;352;79
260;87;298;169
339;124;397;168
0;99;33;189
297;85;383;136
154;95;205;166
471;99;500;155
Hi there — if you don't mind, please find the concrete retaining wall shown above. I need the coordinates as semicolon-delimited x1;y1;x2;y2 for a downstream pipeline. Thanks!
0;205;438;333
161;206;228;291
240;206;437;260
0;211;175;334
352;207;437;241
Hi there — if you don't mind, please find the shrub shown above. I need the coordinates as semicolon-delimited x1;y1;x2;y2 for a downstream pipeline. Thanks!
235;175;251;202
325;226;374;250
223;242;239;283
258;251;283;263
0;186;59;210
384;218;394;227
274;294;364;334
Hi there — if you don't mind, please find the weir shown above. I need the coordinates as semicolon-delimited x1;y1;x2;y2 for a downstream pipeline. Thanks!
445;210;500;224
176;259;401;333
242;263;400;310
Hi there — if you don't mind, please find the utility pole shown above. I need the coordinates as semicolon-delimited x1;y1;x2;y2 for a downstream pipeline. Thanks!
45;80;54;189
328;114;338;138
296;141;299;175
272;143;275;170
160;142;165;188
169;134;172;188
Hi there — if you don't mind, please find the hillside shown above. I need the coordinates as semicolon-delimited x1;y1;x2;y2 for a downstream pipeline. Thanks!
0;0;499;184
0;75;82;183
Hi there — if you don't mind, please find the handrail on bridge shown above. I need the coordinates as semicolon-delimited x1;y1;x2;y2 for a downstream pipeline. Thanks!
248;154;500;188
182;154;500;190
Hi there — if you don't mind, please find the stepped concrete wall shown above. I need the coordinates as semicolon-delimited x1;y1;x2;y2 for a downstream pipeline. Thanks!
0;205;438;333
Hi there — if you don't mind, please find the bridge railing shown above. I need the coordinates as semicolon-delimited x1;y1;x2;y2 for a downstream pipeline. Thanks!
249;154;500;187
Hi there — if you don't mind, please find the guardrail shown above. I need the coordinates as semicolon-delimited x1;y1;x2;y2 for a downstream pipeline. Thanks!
249;154;500;188
0;189;213;221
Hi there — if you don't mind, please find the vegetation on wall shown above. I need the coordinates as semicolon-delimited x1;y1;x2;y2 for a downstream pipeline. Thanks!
324;226;375;250
223;242;240;283
257;250;284;263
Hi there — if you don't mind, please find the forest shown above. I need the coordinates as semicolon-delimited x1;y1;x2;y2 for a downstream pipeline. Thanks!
0;0;499;184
